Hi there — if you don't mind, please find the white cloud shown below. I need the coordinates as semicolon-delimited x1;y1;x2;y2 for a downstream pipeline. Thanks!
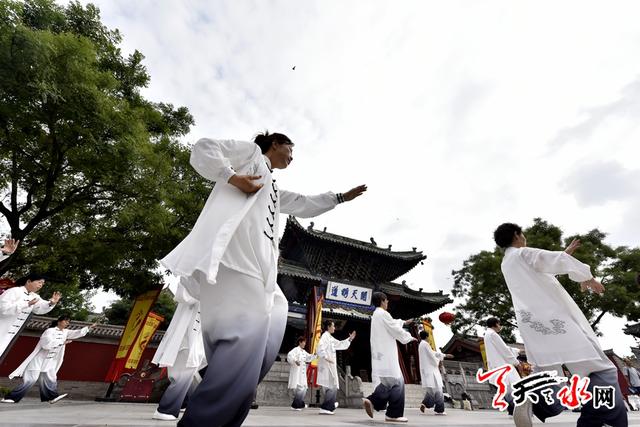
66;0;640;354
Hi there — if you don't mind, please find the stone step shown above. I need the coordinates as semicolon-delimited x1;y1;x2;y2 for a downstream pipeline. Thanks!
360;382;427;408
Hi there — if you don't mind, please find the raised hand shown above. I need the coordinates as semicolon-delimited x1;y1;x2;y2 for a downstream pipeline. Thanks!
50;291;62;304
565;239;581;256
342;185;367;202
1;238;20;254
228;175;263;194
349;330;357;341
580;278;605;295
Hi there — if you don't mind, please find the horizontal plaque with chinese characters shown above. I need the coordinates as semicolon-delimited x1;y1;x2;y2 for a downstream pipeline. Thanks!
325;282;372;306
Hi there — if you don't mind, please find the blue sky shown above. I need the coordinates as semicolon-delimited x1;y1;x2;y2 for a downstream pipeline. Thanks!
55;0;640;355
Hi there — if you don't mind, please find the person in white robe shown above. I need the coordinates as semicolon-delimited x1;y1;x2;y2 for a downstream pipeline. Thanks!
316;320;355;414
418;330;453;415
0;273;61;360
286;336;316;410
623;359;640;395
494;222;627;427
483;317;522;416
159;132;366;427
151;277;206;421
362;292;416;423
1;315;93;404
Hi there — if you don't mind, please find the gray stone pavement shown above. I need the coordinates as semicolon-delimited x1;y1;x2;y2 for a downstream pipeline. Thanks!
0;399;638;426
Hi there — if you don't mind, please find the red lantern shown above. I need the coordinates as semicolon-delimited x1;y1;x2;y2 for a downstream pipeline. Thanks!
438;311;455;325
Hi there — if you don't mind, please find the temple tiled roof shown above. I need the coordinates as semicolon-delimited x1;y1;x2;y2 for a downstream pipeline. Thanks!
284;217;426;260
625;323;640;338
278;259;451;308
279;217;427;283
24;316;165;343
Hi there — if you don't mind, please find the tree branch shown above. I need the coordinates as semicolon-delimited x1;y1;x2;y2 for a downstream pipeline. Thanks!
590;310;607;329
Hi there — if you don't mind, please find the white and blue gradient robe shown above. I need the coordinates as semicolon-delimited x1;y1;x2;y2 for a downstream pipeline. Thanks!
160;138;339;427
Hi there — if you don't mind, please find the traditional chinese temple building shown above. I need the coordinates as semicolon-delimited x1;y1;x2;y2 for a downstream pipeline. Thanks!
277;217;451;384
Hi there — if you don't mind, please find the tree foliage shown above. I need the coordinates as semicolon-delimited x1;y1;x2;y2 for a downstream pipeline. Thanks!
0;0;210;301
102;289;177;330
451;218;640;342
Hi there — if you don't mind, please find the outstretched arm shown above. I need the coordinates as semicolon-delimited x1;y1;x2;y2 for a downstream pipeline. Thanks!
519;247;593;283
280;184;367;218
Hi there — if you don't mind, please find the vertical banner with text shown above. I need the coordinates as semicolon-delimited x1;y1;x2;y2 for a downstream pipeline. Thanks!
104;288;162;382
125;311;164;369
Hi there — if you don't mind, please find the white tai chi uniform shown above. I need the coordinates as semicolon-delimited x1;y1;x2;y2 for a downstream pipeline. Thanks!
0;286;55;359
6;325;88;402
418;340;446;413
501;246;627;427
160;138;341;427
286;345;315;409
316;330;351;411
152;278;205;418
366;307;414;419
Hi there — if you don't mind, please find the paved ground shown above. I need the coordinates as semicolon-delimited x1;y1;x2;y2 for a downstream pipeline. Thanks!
0;400;638;426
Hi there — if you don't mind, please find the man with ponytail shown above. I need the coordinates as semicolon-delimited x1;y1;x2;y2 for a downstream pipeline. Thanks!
161;131;366;427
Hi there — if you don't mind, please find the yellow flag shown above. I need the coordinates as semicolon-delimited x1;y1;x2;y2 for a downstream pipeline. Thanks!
125;312;164;369
422;319;437;351
309;295;323;367
115;289;161;359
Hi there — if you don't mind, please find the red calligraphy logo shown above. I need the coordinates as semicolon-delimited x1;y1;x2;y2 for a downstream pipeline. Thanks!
557;374;592;409
477;365;513;411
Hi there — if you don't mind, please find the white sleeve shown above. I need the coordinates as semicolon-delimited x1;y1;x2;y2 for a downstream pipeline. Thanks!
32;297;54;315
519;247;593;282
66;326;89;340
486;334;519;365
0;289;27;316
381;311;414;344
286;348;298;366
316;335;330;359
279;190;338;218
304;350;316;363
175;278;199;305
0;253;8;263
189;138;259;183
333;336;352;351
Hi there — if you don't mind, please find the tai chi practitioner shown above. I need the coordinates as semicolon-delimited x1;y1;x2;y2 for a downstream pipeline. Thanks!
623;359;640;395
152;277;206;421
2;315;93;404
160;132;366;427
0;273;61;359
418;330;453;415
494;223;628;427
362;292;416;423
286;336;315;410
483;317;523;416
316;320;356;414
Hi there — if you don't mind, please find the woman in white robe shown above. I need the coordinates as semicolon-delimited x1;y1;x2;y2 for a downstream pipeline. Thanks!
151;277;206;421
362;292;415;423
0;273;61;360
316;320;355;414
160;133;366;427
494;222;627;427
418;330;452;415
286;337;316;410
2;315;92;404
483;317;522;416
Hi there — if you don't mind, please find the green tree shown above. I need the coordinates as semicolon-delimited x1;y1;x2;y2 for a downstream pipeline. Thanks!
102;289;176;329
0;0;210;299
451;218;640;341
